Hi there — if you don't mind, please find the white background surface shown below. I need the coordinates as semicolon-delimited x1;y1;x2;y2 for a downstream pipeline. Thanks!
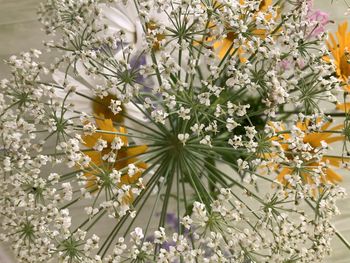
0;0;349;262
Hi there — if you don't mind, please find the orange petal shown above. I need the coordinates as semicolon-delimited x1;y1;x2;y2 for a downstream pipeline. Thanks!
324;135;345;144
84;151;102;166
95;117;117;143
336;102;350;112
126;145;148;157
118;126;129;146
120;171;142;185
325;168;343;183
82;133;101;148
276;167;292;184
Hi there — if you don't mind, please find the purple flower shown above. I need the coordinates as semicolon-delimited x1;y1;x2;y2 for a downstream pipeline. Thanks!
130;53;147;83
145;213;184;251
166;213;179;232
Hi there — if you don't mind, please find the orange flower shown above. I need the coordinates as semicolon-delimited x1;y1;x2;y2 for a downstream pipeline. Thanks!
92;95;124;123
326;22;350;83
82;116;148;194
146;20;166;51
268;120;344;185
326;22;350;111
212;0;278;61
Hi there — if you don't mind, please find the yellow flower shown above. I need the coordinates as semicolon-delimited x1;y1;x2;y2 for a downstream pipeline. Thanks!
82;116;148;193
268;120;344;185
92;95;124;123
212;0;277;61
327;22;350;83
146;20;166;51
326;22;350;111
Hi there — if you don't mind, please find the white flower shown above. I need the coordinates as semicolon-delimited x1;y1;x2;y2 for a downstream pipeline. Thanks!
151;109;168;124
237;159;249;171
85;206;99;217
111;136;124;150
52;70;146;122
62;183;73;201
154;227;167;244
178;107;191;120
191;123;205;135
226;118;240;132
180;215;193;229
93;138;108;151
109;99;122;115
99;2;144;59
199;135;212;147
128;164;138;177
178;133;189;145
110;169;122;184
130;227;144;244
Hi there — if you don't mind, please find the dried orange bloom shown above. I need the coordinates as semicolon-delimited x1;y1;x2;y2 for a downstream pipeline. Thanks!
326;22;350;111
327;22;350;83
211;0;278;61
146;20;166;51
82;116;148;193
92;95;124;123
267;119;344;185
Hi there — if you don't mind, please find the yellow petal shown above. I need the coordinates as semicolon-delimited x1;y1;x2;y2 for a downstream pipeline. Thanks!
82;133;101;148
325;168;343;183
118;126;129;146
126;145;148;156
336;102;350;112
95;117;117;143
85;150;102;166
276;167;292;184
324;135;345;144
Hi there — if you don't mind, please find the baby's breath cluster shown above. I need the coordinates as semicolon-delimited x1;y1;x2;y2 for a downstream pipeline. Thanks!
1;0;350;262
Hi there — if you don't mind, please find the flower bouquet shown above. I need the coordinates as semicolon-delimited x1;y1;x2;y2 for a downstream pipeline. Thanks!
0;0;350;262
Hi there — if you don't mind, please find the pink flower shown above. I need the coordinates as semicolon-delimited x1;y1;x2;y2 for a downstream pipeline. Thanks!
306;0;330;37
308;10;330;37
279;59;291;71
